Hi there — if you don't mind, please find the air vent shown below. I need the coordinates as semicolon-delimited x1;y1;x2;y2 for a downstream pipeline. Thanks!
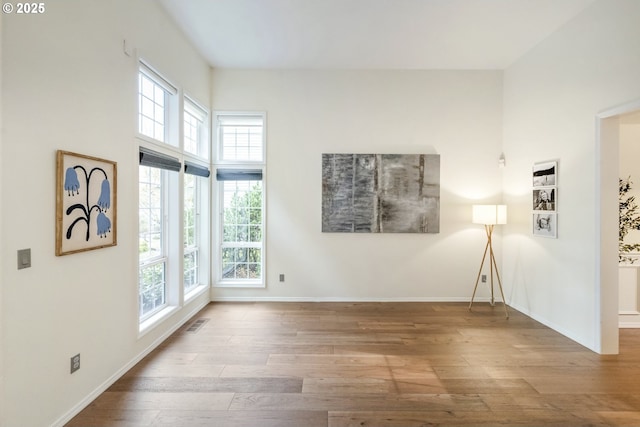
185;318;209;333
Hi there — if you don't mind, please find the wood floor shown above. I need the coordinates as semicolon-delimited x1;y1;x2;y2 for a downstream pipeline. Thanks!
66;302;640;426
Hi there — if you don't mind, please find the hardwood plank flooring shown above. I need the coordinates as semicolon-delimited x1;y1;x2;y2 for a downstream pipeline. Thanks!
66;302;640;426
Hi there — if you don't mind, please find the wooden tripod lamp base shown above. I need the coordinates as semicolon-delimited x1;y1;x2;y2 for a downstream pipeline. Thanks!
469;205;509;318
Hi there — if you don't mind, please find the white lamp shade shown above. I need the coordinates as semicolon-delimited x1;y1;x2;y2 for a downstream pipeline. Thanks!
472;204;507;225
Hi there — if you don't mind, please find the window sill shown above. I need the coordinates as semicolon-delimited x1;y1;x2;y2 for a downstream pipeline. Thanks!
185;284;209;302
214;280;265;288
138;305;180;338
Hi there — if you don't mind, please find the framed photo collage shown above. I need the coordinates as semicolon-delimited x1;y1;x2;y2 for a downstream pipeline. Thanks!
532;161;557;238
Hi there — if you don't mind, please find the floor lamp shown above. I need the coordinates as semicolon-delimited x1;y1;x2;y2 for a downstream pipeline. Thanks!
469;204;509;318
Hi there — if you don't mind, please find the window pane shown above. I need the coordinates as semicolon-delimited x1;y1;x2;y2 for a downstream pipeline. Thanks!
183;174;199;293
154;86;165;106
141;74;154;99
248;248;261;263
184;106;205;157
223;225;236;242
139;262;166;319
220;178;262;282
249;225;262;242
183;250;198;293
141;117;154;139
221;246;235;279
248;263;261;278
138;71;168;143
142;97;155;118
220;118;263;162
184;174;196;248
139;165;166;320
222;180;262;244
139;166;163;261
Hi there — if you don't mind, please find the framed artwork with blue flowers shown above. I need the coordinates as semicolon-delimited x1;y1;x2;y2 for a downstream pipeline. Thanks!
56;150;117;256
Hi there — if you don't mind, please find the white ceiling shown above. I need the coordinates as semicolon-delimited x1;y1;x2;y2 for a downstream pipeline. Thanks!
157;0;595;70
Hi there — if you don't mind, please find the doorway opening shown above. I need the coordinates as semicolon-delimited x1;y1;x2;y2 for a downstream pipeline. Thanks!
597;99;640;354
618;111;640;328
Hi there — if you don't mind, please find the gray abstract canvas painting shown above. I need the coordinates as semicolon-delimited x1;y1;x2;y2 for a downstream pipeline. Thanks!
322;153;440;233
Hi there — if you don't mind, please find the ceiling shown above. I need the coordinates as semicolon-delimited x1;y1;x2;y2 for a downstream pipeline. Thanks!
157;0;595;70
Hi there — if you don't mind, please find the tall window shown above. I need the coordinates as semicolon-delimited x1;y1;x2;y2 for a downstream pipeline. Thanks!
221;178;263;281
215;112;266;287
183;97;209;297
183;173;199;293
137;60;210;329
138;166;166;320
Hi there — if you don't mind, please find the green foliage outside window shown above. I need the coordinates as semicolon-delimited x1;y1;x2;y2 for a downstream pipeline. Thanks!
619;177;640;263
222;182;262;279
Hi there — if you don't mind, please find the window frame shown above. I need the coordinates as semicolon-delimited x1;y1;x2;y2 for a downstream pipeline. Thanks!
138;165;169;322
182;163;210;299
136;59;211;333
213;111;267;288
137;146;182;332
217;175;265;287
214;111;267;165
137;61;179;147
182;94;211;301
183;96;209;160
183;172;199;294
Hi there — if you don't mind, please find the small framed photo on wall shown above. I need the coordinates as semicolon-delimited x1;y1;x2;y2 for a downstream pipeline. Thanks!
532;160;558;238
533;212;557;238
533;161;557;187
532;187;556;211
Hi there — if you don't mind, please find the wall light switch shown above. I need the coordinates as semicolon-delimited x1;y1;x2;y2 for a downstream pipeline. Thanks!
17;248;31;270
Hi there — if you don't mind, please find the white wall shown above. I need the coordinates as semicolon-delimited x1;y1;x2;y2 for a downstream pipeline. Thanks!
502;0;640;352
1;1;211;426
211;70;504;301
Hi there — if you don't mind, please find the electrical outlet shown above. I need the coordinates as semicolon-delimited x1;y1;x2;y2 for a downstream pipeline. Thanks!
70;353;80;374
481;274;487;283
279;274;285;282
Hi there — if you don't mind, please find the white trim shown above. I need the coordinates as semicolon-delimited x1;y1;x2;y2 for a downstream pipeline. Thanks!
51;300;209;427
138;305;179;337
137;136;183;159
139;60;177;95
210;296;496;303
597;99;640;120
184;94;208;118
620;321;640;328
214;281;265;289
184;283;209;303
595;98;640;354
213;112;267;288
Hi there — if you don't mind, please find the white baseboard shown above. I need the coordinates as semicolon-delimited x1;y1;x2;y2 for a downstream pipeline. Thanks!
210;296;489;303
619;322;640;328
51;300;209;427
